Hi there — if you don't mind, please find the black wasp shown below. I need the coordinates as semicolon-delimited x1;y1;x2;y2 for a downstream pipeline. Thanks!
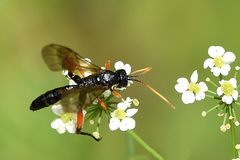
30;44;174;141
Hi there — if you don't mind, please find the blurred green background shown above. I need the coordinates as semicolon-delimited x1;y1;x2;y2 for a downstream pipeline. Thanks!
1;0;240;159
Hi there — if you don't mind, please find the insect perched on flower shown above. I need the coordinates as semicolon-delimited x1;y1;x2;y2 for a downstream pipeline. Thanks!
30;44;174;141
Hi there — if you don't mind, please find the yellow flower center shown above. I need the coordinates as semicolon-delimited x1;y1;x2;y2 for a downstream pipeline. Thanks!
214;56;224;68
60;113;73;123
115;109;126;120
188;83;201;94
221;82;234;96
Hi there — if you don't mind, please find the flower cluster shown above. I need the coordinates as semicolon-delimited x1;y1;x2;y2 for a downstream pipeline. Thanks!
175;45;240;159
175;46;240;132
50;61;139;139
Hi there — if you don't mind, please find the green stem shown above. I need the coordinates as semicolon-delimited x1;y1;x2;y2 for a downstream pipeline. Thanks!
230;120;237;159
126;133;135;159
127;131;164;160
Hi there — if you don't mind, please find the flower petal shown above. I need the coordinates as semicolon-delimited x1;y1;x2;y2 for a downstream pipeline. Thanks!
114;61;124;70
123;117;136;130
117;102;128;110
175;78;189;93
199;82;208;92
195;92;205;101
51;105;64;116
65;121;76;133
124;64;131;75
220;64;230;76
208;46;225;58
223;52;236;63
203;58;214;69
190;70;198;83
211;67;221;76
51;119;64;129
217;87;223;96
109;118;120;131
232;90;238;100
119;118;136;131
222;95;233;104
103;90;112;98
126;108;138;117
181;91;195;104
57;126;66;134
229;78;237;88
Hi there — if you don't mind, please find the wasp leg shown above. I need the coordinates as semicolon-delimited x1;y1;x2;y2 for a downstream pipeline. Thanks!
105;60;111;70
97;98;107;110
110;87;122;99
76;129;101;141
66;71;82;84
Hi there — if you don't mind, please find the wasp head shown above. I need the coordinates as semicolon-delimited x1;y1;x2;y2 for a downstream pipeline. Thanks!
115;69;128;88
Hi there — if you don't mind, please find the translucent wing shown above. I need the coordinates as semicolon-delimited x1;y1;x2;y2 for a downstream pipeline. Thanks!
59;88;105;113
42;44;101;78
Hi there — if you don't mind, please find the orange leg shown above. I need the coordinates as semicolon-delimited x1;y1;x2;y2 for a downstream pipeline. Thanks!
105;60;111;70
77;111;84;129
98;98;107;110
111;90;122;99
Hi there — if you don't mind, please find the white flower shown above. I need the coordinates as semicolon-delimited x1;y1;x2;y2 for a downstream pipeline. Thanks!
51;105;77;134
204;46;236;76
109;99;138;131
114;61;131;75
175;70;208;104
217;78;238;104
118;97;133;108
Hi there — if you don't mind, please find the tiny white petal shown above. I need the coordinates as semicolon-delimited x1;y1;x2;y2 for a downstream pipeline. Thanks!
109;118;120;131
124;117;136;130
65;121;76;133
232;91;238;100
190;70;198;83
223;52;236;63
124;64;131;75
208;46;225;58
175;78;189;93
211;67;221;76
114;61;124;70
51;119;64;129
195;92;205;101
103;90;112;98
203;58;214;69
220;65;230;76
222;95;233;104
57;126;66;134
51;105;64;116
199;82;208;92
69;79;77;85
126;108;138;117
229;78;237;88
119;118;136;131
181;91;195;104
217;87;223;96
117;102;128;110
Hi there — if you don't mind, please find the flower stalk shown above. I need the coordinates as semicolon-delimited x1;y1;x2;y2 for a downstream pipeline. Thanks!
127;130;164;160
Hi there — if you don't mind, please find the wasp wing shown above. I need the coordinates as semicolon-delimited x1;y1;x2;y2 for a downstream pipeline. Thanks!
59;89;105;112
42;44;102;78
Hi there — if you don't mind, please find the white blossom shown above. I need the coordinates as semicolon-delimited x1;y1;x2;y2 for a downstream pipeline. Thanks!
175;70;208;104
204;46;236;76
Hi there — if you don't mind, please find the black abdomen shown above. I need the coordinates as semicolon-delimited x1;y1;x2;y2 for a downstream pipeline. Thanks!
30;87;63;111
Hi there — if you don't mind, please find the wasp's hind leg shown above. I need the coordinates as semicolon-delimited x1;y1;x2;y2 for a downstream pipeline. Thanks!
76;129;101;141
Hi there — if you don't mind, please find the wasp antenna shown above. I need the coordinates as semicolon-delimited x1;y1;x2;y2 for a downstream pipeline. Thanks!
130;67;152;76
131;79;175;110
